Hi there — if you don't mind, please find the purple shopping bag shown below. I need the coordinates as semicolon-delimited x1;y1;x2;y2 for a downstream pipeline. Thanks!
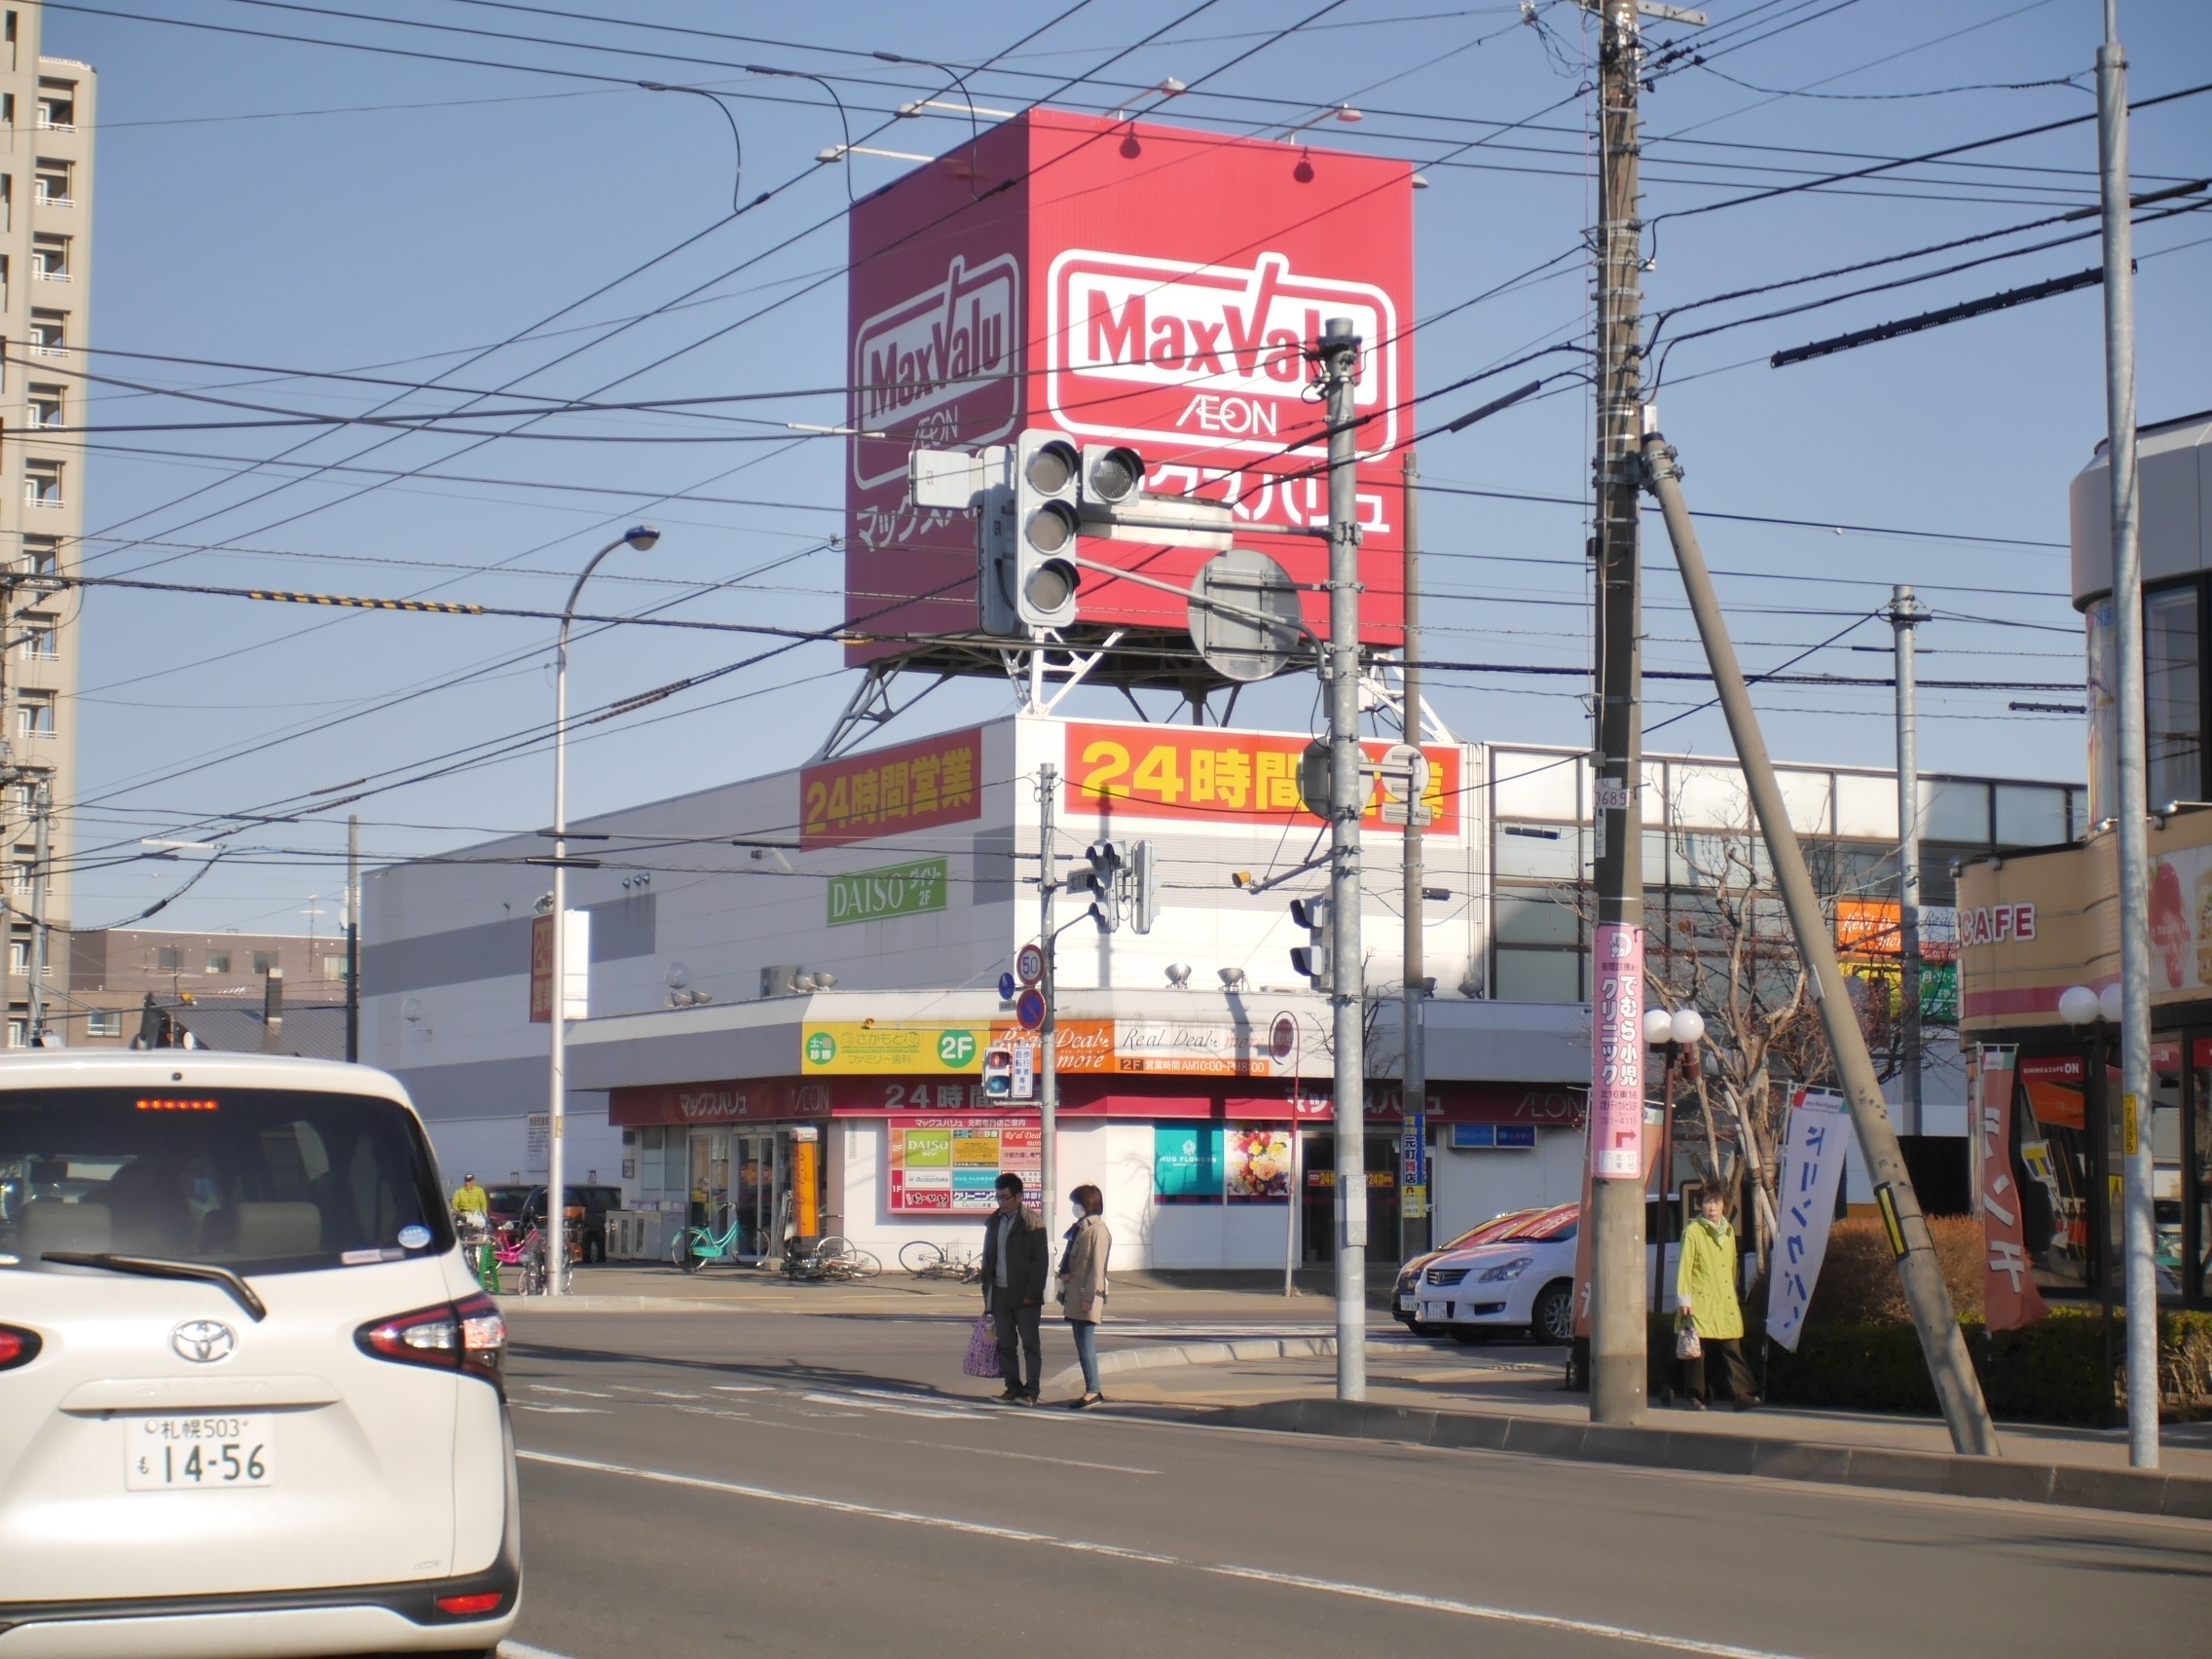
962;1312;1001;1379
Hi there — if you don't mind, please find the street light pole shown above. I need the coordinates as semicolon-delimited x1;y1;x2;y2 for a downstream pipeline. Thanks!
546;524;660;1296
1889;586;1929;1135
2095;0;2158;1470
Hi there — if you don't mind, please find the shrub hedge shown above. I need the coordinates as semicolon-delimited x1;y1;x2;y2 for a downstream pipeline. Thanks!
1637;1306;2212;1423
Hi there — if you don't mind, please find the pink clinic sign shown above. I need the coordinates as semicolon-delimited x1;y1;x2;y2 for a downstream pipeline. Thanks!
1590;923;1644;1179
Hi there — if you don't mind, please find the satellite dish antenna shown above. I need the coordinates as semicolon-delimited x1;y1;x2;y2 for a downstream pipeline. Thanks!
1188;549;1305;682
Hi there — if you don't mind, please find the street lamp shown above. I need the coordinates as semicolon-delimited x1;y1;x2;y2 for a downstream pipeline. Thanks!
1642;1006;1706;1311
545;524;658;1296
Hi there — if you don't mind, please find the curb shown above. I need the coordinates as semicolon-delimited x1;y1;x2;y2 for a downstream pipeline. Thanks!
1043;1334;1336;1394
497;1295;730;1313
1197;1397;2212;1522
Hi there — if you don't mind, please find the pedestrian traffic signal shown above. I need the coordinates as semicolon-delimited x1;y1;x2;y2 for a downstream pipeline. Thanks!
1127;839;1159;936
1289;895;1331;987
1014;431;1082;629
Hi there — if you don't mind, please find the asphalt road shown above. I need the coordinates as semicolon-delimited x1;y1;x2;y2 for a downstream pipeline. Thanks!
497;1311;2211;1659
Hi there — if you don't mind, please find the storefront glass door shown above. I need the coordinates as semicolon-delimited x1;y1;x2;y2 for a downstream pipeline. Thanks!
2015;1052;2092;1298
732;1134;780;1262
688;1130;730;1234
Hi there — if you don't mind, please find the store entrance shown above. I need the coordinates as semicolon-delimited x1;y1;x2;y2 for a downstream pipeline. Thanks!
687;1128;784;1263
1299;1128;1402;1266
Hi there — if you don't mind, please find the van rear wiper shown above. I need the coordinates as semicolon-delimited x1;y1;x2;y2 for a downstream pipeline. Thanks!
41;1252;268;1321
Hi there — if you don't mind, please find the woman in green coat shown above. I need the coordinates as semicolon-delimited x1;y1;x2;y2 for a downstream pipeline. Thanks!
1677;1187;1758;1410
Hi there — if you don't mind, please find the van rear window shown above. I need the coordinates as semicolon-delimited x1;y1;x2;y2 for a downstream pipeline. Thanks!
0;1088;450;1275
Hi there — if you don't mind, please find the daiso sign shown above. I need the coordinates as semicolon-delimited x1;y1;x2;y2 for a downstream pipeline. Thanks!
842;109;1414;664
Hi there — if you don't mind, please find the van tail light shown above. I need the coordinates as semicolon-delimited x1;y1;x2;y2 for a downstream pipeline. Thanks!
0;1324;42;1371
434;1591;505;1617
356;1293;505;1389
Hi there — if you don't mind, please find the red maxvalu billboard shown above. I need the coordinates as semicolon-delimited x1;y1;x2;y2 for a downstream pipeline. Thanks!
844;108;1416;666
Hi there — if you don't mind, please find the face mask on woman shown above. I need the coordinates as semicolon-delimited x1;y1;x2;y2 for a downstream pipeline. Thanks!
1072;1201;1088;1219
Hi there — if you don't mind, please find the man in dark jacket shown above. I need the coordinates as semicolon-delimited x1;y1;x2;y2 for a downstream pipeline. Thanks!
978;1172;1049;1403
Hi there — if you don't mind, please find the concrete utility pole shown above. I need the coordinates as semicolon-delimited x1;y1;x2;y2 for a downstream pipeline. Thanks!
1319;314;1369;1401
1642;430;2001;1456
1888;586;1929;1135
27;779;49;1046
1586;0;1649;1426
1037;761;1059;1223
2095;0;2158;1470
346;814;361;1064
1401;449;1429;1263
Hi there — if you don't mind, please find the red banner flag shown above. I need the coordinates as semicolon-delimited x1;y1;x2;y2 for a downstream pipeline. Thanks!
1974;1044;2048;1332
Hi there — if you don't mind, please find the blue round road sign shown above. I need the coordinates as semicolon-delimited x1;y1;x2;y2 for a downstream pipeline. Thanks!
998;972;1018;1001
1015;988;1047;1031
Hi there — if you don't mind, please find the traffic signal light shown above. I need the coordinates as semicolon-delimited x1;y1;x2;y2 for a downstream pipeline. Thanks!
1289;896;1330;987
1078;840;1124;932
1127;840;1158;936
1014;431;1081;629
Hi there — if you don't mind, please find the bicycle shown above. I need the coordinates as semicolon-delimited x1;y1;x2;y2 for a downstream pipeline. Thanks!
784;1235;881;1283
455;1213;499;1294
899;1239;980;1282
672;1212;752;1273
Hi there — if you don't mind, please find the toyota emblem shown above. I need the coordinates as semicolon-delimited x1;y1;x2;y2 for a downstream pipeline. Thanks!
171;1319;237;1365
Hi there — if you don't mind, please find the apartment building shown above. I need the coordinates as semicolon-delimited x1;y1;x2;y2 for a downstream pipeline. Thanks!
0;6;92;1048
61;928;350;1047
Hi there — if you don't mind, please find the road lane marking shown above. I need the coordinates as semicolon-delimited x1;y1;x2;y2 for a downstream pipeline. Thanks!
515;1404;609;1415
517;1450;1803;1658
712;1383;770;1392
802;1391;979;1420
527;1384;613;1399
501;1644;575;1659
610;1384;704;1399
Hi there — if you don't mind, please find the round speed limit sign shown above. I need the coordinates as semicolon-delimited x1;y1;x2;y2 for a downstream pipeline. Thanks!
1015;942;1046;986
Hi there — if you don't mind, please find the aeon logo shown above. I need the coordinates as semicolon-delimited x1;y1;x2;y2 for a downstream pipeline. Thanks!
851;252;1019;489
1047;248;1398;460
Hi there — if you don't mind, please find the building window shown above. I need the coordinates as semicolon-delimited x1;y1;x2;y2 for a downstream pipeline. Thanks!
322;954;349;980
7;939;24;975
253;951;276;975
2146;581;2202;813
35;84;73;132
28;310;64;356
11;858;33;894
20;614;54;658
29;235;64;280
15;692;53;737
157;946;183;972
33;159;69;205
205;949;231;975
6;1020;22;1051
19;537;57;580
29;385;61;426
86;1010;121;1039
23;459;60;506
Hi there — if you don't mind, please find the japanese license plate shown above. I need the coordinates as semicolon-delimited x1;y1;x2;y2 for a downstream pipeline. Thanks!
1421;1303;1444;1323
1397;1294;1415;1311
126;1415;275;1490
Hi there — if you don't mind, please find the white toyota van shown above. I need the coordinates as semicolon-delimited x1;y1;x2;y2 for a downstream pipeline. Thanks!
0;1051;519;1657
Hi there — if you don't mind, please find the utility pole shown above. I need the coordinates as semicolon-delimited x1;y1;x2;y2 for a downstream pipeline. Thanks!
346;814;361;1064
1889;586;1929;1134
1037;762;1059;1224
1401;450;1429;1263
2096;0;2158;1471
1643;429;2001;1455
1586;0;1649;1426
27;779;49;1047
1319;314;1369;1401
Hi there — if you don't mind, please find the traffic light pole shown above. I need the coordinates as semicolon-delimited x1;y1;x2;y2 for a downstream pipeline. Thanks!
1888;586;1928;1134
1587;0;1649;1427
1037;761;1059;1224
1319;315;1368;1401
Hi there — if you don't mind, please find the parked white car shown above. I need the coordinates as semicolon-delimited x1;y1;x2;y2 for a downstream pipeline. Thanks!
0;1051;519;1658
1406;1202;1580;1344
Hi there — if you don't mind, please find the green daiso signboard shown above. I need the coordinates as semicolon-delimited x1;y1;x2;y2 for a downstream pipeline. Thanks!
827;857;948;928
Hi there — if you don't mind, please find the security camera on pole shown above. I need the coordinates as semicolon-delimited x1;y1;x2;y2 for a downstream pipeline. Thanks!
1315;314;1369;1402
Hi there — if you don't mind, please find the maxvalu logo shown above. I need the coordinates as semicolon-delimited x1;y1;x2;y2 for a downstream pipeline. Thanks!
851;252;1020;489
1047;248;1397;459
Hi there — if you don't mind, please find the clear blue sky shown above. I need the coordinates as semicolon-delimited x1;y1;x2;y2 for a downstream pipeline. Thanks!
42;0;2212;932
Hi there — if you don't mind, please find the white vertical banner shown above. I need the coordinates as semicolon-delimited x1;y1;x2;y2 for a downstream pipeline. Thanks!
562;908;591;1022
1765;1084;1851;1351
